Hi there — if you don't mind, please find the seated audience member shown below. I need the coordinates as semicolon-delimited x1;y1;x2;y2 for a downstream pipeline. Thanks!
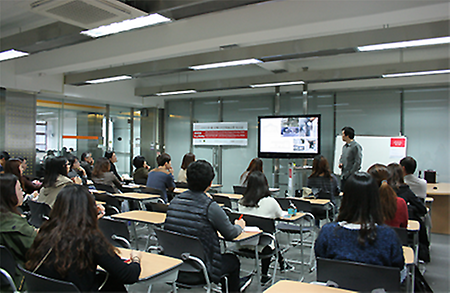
105;150;122;182
368;164;408;228
146;153;176;202
177;153;195;183
5;158;40;196
0;174;37;285
400;156;427;200
16;156;42;194
307;155;339;205
80;152;94;179
165;160;251;293
238;171;293;285
37;156;81;208
0;151;11;173
92;157;123;193
26;185;141;292
315;172;404;269
68;156;88;185
388;163;429;262
132;156;150;184
239;158;263;186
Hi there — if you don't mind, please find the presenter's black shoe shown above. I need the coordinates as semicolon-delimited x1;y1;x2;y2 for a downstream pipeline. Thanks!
239;275;252;292
260;274;272;286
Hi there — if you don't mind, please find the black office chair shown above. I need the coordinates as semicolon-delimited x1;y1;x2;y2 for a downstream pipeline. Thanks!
154;228;228;293
212;194;232;209
393;227;409;246
0;245;18;292
27;201;51;228
140;187;165;200
98;217;132;248
227;212;279;287
18;266;80;292
232;185;246;194
316;257;401;292
134;178;147;185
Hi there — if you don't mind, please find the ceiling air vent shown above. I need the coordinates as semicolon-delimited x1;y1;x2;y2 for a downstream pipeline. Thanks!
30;0;146;29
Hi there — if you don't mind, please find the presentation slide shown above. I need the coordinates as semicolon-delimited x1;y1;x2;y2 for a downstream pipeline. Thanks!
259;116;319;157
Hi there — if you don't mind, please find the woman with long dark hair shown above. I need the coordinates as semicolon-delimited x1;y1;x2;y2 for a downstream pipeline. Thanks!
177;153;195;183
37;156;81;208
368;164;408;228
238;171;292;284
315;172;404;269
0;173;37;284
307;155;339;204
239;158;263;186
92;157;123;193
26;185;141;292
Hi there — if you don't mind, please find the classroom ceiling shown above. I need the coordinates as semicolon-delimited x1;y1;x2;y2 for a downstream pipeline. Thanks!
1;0;449;104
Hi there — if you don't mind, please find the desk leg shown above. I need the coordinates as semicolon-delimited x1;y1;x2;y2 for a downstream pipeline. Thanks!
130;221;139;250
299;221;304;282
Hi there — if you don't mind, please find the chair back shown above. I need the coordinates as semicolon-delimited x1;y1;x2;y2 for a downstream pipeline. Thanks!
316;257;400;291
19;266;80;292
154;228;206;273
92;193;121;215
232;185;246;194
212;194;232;209
27;201;51;228
393;227;409;246
98;217;131;248
242;214;275;234
146;202;169;213
175;182;189;188
94;183;116;194
0;245;17;290
287;198;313;213
134;178;147;185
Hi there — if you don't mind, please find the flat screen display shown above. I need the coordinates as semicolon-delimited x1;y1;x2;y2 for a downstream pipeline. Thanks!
258;114;321;158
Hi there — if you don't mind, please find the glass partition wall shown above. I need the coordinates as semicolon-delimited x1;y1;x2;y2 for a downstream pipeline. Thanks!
36;98;141;178
165;86;450;194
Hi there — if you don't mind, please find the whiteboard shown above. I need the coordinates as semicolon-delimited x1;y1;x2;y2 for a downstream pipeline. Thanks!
333;136;407;175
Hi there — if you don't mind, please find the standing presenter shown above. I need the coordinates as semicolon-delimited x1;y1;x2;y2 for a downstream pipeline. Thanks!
339;126;363;189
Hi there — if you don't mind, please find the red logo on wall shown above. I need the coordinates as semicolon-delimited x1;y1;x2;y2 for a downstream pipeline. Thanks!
390;138;406;148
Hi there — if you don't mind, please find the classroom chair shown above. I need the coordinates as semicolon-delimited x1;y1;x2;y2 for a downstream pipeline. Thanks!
212;194;233;209
232;185;246;194
0;246;18;292
18;266;80;292
154;228;228;293
316;257;400;292
98;217;132;249
27;201;51;228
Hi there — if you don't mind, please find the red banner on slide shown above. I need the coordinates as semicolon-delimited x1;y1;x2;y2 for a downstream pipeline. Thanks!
390;138;406;148
193;130;248;139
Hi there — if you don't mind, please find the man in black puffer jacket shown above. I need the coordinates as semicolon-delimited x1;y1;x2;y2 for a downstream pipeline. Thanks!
165;160;250;292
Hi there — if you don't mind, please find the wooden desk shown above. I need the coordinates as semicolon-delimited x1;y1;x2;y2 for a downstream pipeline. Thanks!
116;248;182;291
264;280;354;293
211;184;222;189
112;210;166;225
426;183;450;234
112;211;166;250
220;229;262;242
111;192;160;201
403;246;414;265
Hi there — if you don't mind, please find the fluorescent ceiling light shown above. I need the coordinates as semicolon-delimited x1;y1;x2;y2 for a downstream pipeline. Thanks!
81;13;171;38
189;58;262;70
0;49;29;62
357;36;450;52
250;81;305;88
86;75;132;84
155;90;197;96
382;69;450;78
